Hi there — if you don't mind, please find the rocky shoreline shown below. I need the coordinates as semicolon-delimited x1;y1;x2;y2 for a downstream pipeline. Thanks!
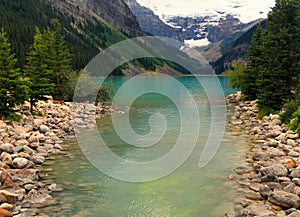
0;100;113;217
226;93;300;217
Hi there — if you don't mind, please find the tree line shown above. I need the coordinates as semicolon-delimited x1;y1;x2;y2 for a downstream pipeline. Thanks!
0;19;88;120
227;0;300;132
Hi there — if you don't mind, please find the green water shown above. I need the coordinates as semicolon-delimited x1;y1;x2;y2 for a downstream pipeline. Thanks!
41;76;250;217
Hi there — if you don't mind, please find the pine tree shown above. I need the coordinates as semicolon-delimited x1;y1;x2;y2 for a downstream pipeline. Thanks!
0;28;28;118
44;20;72;100
243;24;267;100
25;27;54;112
256;0;300;110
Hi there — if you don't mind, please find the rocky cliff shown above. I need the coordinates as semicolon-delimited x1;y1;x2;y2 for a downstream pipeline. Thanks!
45;0;142;36
124;0;183;41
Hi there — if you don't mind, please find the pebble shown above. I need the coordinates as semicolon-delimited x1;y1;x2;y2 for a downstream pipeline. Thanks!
0;101;114;215
227;93;300;216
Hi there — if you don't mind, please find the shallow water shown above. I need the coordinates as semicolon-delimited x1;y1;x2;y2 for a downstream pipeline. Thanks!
41;76;250;217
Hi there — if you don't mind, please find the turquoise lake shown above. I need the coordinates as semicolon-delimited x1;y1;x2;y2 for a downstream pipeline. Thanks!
41;76;250;217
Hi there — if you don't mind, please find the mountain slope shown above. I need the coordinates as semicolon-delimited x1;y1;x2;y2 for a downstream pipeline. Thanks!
46;0;142;37
212;20;266;74
0;0;141;70
125;0;183;41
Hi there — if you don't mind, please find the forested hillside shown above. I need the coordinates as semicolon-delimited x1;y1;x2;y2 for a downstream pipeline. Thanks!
227;0;300;132
0;0;132;70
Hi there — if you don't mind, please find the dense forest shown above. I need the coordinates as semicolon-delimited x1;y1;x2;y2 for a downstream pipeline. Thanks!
227;0;300;133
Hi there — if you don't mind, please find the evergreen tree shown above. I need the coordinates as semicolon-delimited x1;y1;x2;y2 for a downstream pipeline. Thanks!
256;0;300;110
243;24;267;100
0;28;28;118
44;20;72;100
25;27;54;112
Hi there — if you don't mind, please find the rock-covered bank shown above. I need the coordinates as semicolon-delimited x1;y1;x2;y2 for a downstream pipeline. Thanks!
226;93;300;217
0;100;113;217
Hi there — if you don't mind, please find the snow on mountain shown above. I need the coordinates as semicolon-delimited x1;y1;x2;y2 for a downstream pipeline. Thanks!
136;0;275;24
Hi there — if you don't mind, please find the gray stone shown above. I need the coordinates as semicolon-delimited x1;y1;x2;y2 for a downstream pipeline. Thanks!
12;157;28;169
29;155;45;165
230;119;243;125
0;190;19;204
234;166;253;175
268;191;300;208
245;191;262;200
0;143;14;153
39;125;50;134
291;167;300;179
249;182;263;192
260;164;288;177
15;139;29;147
243;203;275;217
284;183;296;193
260;185;272;197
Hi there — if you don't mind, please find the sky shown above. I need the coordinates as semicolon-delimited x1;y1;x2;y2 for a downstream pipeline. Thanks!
136;0;276;23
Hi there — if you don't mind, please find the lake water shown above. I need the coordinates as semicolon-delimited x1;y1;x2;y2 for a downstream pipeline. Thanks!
41;76;250;217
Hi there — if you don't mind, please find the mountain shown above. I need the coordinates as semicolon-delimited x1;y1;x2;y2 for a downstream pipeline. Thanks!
46;0;142;37
212;20;267;74
124;0;183;41
0;0;142;70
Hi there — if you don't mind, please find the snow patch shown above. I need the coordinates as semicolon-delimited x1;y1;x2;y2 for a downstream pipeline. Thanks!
136;0;275;23
185;38;210;47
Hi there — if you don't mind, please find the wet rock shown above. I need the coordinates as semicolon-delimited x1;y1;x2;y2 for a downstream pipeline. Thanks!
47;183;63;192
25;190;55;208
230;120;243;125
29;155;45;165
268;191;300;208
235;166;253;175
245;191;262;200
260;164;288;177
249;182;263;192
259;185;272;197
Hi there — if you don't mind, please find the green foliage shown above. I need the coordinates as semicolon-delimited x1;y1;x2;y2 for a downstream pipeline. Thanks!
43;20;72;100
25;27;54;111
289;107;300;136
280;92;300;124
225;60;246;90
1;111;22;122
257;107;276;120
0;0;128;70
228;0;300;112
0;28;28;118
97;85;112;105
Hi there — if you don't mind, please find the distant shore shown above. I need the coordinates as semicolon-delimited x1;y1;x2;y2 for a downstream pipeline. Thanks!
225;93;300;217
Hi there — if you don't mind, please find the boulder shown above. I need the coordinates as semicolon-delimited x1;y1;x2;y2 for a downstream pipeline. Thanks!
39;125;50;134
243;203;275;217
268;191;300;208
260;185;272;197
29;155;45;165
291;167;300;179
0;144;14;154
14;139;29;147
12;158;28;169
234;166;253;175
260;164;288;177
0;190;19;204
0;208;12;217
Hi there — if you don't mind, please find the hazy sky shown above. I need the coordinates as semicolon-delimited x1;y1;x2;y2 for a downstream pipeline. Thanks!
136;0;276;23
